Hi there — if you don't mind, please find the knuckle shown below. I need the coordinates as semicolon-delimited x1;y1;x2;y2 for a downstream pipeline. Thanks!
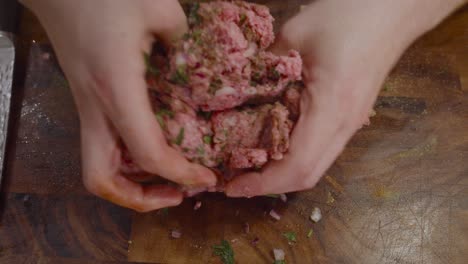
293;163;320;190
129;198;160;213
279;21;303;50
130;203;151;213
135;151;164;174
82;174;107;197
88;72;115;109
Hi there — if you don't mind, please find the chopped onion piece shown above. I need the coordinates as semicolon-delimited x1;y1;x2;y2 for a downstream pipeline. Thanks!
194;201;202;210
273;248;285;261
171;229;182;239
279;193;287;202
269;209;281;221
243;42;258;57
310;207;322;223
215;86;237;97
244;222;250;234
175;53;187;66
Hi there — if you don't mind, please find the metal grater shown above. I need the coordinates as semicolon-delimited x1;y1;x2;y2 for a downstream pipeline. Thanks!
0;32;14;186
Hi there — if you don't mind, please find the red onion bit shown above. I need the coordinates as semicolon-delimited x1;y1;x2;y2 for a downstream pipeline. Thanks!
269;209;281;221
171;229;182;239
251;237;260;246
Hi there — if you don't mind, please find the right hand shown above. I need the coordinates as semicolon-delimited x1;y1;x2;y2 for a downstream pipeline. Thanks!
226;0;464;197
22;0;217;212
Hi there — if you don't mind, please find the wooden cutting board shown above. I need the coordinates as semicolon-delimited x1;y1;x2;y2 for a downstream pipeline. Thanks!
1;1;467;263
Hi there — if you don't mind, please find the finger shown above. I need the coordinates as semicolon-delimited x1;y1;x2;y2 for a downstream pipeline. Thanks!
89;45;216;188
96;174;184;213
269;32;294;56
79;98;183;212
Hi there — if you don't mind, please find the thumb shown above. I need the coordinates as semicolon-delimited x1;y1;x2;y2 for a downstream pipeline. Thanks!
146;0;189;44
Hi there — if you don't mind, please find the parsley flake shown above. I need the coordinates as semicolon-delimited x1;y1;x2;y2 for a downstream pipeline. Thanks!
203;135;213;144
268;68;280;81
170;65;189;86
155;109;174;129
143;52;160;77
197;146;205;156
283;232;297;243
239;13;247;25
198;110;213;120
160;208;169;216
213;240;235;264
188;2;202;26
174;128;185;146
209;78;223;95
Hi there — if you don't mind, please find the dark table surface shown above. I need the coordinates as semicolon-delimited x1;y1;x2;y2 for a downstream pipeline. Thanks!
1;1;467;263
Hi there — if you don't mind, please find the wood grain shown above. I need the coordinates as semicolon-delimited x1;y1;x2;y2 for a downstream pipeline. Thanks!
0;1;467;264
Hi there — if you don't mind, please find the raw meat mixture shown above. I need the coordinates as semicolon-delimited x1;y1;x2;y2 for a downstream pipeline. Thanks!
123;1;303;179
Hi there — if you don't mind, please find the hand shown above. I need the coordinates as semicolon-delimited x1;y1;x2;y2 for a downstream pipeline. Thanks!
226;0;465;197
22;0;217;212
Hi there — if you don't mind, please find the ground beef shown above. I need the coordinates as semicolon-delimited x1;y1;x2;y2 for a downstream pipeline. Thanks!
212;102;292;166
122;1;303;182
149;1;302;112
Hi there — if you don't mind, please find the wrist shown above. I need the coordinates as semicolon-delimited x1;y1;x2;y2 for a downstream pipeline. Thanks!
392;0;465;40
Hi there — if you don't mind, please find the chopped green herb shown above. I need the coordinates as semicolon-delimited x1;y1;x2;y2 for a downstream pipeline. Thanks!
209;78;223;95
182;148;190;153
203;135;213;144
170;65;189;86
307;229;313;238
244;26;256;42
143;52;160;77
182;33;191;41
383;83;391;92
283;232;297;243
274;260;286;264
155;109;174;129
160;207;169;216
220;144;227;152
213;240;235;264
239;13;247;25
216;157;224;164
198;110;213;120
268;68;280;81
174;128;185;146
252;72;262;82
156;115;166;129
192;29;203;44
188;2;202;26
157;109;175;118
197;146;205;155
